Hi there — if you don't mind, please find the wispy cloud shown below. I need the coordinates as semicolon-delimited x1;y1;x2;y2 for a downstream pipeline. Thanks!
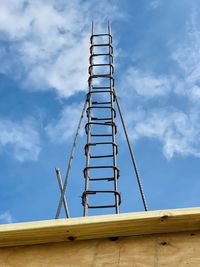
150;0;160;9
0;211;13;224
45;103;84;143
120;12;200;159
171;13;200;101
0;118;41;161
0;0;121;98
122;67;171;98
126;107;200;159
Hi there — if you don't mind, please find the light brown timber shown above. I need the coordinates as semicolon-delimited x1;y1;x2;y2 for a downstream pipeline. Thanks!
0;230;199;266
0;207;200;247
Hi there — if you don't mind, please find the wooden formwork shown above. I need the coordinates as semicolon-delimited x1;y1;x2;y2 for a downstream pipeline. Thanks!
0;207;200;266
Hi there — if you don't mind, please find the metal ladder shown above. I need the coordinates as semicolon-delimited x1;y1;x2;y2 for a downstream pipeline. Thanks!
82;23;121;216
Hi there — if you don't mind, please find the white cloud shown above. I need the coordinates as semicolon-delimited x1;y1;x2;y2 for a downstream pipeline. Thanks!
0;211;13;224
0;118;41;161
150;1;160;9
172;21;200;75
123;67;171;98
45;103;85;143
0;0;121;98
119;13;200;159
171;13;200;101
126;107;200;159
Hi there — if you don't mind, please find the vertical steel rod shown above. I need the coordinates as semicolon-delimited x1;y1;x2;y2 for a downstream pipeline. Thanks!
108;21;120;214
92;21;94;35
84;24;94;217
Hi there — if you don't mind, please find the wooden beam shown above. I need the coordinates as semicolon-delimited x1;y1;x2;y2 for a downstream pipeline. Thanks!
0;207;200;247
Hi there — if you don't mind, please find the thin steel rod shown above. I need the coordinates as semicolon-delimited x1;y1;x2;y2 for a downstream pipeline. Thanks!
55;98;88;219
108;21;119;213
92;21;94;35
108;20;111;35
84;24;94;216
55;168;70;218
114;93;148;211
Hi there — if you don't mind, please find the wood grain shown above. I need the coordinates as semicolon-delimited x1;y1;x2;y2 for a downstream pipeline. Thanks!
0;207;200;247
0;230;199;266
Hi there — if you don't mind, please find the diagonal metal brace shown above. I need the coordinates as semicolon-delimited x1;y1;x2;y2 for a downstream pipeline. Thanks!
114;91;148;211
55;98;88;219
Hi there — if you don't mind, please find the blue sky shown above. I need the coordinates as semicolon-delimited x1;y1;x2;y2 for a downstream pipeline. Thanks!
0;0;200;223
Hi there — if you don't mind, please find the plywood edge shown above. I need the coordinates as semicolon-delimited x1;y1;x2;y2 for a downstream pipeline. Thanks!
0;207;200;247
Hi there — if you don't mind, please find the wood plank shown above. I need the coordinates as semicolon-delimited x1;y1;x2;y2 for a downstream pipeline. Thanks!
0;207;200;247
0;230;199;266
